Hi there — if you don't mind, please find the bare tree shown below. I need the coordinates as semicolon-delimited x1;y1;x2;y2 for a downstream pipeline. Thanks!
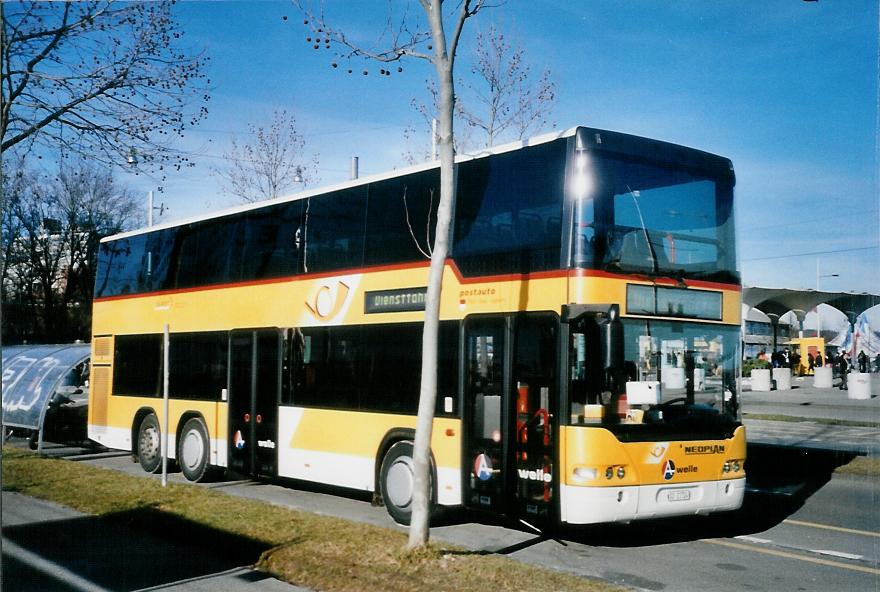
1;1;210;173
459;25;555;146
1;162;141;342
0;153;28;290
293;0;487;549
408;24;555;157
214;109;318;203
405;78;472;163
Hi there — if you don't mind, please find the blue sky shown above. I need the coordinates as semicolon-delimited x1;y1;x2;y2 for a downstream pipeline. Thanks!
123;1;879;294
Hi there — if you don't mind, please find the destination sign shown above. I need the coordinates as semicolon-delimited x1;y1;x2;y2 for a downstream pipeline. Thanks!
364;287;427;314
627;284;722;321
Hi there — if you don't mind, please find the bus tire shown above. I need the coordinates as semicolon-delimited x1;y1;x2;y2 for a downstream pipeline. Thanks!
178;417;210;482
136;413;162;474
379;440;434;526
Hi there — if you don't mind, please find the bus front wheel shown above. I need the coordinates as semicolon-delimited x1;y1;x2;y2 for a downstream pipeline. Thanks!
379;440;434;525
178;417;210;482
136;414;161;473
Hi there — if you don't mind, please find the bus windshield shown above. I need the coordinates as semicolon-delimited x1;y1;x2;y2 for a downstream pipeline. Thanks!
569;319;741;438
572;154;737;284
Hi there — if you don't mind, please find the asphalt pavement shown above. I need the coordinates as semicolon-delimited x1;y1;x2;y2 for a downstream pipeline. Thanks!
741;373;880;455
3;378;878;592
12;441;874;592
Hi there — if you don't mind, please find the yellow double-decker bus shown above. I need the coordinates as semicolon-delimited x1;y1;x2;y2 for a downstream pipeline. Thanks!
88;126;745;527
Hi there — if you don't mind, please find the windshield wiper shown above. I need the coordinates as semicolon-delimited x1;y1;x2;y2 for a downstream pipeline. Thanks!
625;184;658;274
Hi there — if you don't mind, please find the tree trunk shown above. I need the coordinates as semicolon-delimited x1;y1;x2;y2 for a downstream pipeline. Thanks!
408;4;458;550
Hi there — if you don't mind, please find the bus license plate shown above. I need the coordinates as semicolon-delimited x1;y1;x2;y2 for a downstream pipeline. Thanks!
667;489;691;502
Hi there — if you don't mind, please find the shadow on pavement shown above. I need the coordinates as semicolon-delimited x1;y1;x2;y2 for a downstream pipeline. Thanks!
552;442;857;548
433;442;860;552
2;506;271;592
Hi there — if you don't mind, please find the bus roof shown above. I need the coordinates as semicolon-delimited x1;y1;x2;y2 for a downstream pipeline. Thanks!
103;126;732;243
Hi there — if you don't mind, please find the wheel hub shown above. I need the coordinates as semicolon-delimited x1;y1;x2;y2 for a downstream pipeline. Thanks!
140;426;159;461
386;457;414;509
181;429;204;469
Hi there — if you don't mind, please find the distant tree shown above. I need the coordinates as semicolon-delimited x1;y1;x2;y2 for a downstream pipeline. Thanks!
0;1;210;173
214;109;318;203
458;25;555;146
408;24;555;158
0;156;34;340
0;154;28;290
293;0;488;549
1;162;141;343
402;79;473;164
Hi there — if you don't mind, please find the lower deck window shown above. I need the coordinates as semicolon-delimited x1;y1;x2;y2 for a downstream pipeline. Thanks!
289;321;459;416
113;334;162;397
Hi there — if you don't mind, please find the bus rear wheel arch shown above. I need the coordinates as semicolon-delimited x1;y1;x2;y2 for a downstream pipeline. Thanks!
378;440;436;525
178;416;211;482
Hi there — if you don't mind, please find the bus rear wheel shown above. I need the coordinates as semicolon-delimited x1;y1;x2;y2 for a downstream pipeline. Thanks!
136;414;161;473
379;440;434;525
178;417;210;482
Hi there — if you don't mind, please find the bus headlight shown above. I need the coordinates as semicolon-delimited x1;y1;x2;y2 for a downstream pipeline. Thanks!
723;459;743;474
605;467;614;480
617;466;626;479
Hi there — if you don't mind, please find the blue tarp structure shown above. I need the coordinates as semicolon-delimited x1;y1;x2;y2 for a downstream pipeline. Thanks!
2;344;90;437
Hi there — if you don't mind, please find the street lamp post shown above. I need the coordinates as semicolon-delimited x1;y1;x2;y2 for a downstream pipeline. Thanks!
146;190;168;227
128;150;167;227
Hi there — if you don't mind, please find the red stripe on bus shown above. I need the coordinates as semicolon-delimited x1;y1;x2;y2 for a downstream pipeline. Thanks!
93;260;433;302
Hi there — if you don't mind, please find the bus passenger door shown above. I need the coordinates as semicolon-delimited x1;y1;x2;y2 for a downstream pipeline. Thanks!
228;329;281;478
463;317;509;515
511;314;558;524
463;314;559;524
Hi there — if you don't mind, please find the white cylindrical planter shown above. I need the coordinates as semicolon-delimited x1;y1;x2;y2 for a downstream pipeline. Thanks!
693;368;705;391
813;366;833;388
751;368;772;392
664;367;686;389
772;367;792;390
849;373;872;400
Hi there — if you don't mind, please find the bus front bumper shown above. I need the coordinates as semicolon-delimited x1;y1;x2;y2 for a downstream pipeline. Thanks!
560;477;745;525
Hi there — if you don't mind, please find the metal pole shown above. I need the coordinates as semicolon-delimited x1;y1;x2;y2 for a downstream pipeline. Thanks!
148;190;154;227
350;156;359;180
816;260;821;338
162;323;169;487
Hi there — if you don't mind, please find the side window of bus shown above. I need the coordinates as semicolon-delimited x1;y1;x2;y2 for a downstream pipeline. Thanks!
142;228;178;292
568;317;603;411
174;218;244;288
244;202;302;280
293;326;361;410
286;322;460;416
453;140;567;276
364;170;440;266
168;332;228;400
94;235;147;298
301;187;367;273
113;334;162;397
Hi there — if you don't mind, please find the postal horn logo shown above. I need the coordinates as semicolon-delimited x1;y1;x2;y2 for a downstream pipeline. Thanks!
650;444;668;458
306;281;350;320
